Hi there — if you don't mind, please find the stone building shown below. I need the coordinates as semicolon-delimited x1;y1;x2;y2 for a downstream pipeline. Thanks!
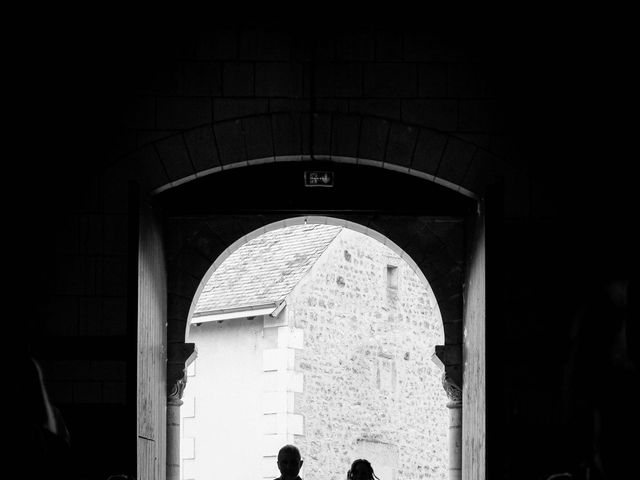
181;224;448;480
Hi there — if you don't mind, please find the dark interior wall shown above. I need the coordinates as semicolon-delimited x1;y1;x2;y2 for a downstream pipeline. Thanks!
18;17;637;479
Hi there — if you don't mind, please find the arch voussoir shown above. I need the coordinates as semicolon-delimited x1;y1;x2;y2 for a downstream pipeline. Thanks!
112;112;503;202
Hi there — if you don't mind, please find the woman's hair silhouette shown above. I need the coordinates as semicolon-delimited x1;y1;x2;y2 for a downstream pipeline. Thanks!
347;459;379;480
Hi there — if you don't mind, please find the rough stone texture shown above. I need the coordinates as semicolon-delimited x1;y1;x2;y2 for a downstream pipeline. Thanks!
182;226;448;480
289;229;448;480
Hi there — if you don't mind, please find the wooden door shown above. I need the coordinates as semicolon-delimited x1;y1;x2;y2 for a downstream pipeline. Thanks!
462;200;487;480
131;184;168;480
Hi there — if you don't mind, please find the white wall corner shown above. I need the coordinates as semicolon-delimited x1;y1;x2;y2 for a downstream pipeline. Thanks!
180;436;195;459
288;413;304;435
262;413;277;434
262;391;288;414
181;395;195;417
261;434;288;455
288;371;304;393
263;348;295;371
264;309;288;328
277;327;304;349
261;455;279;478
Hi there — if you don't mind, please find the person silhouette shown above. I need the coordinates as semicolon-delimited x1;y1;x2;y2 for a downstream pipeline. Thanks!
276;444;304;480
347;459;380;480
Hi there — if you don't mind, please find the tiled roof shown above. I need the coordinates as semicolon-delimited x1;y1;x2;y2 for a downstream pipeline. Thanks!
194;224;342;315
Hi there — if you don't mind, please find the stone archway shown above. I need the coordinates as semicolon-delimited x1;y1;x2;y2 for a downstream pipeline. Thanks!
107;115;496;479
180;217;452;480
151;161;479;480
102;112;519;206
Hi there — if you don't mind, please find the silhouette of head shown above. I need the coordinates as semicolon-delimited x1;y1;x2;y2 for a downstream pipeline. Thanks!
348;459;379;480
277;444;303;480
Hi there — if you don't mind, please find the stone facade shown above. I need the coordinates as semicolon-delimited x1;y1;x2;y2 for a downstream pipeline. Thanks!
289;228;447;480
182;227;447;480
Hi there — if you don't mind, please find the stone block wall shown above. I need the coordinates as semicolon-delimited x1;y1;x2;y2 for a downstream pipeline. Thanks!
289;228;448;480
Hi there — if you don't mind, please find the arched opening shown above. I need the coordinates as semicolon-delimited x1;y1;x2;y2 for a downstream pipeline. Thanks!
181;219;449;480
153;159;483;480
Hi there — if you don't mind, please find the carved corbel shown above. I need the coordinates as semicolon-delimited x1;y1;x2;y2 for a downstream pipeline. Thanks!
442;373;462;408
167;342;197;406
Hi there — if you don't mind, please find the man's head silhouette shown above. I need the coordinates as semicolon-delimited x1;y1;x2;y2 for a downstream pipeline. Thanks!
277;444;303;480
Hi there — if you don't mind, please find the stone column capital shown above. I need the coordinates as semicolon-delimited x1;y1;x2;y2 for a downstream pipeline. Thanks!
434;344;462;388
167;342;197;405
442;373;462;408
167;366;187;406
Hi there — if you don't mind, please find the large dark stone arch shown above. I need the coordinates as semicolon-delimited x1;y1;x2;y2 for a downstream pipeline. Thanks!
104;112;514;202
103;112;495;479
152;159;476;388
102;114;501;384
99;111;502;395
